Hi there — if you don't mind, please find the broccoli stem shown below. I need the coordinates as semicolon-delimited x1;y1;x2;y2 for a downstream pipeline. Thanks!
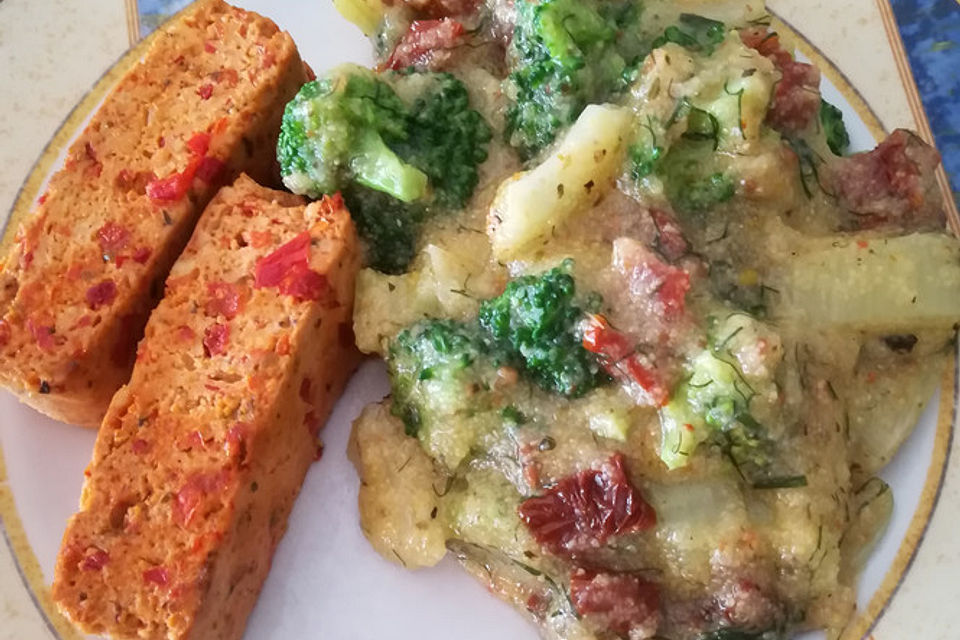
351;129;429;203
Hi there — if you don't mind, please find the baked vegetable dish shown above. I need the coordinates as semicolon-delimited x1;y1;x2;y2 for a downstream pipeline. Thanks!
0;0;308;426
53;175;359;639
271;0;960;638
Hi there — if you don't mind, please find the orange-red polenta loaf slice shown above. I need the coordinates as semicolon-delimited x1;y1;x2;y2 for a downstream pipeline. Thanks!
0;0;309;426
52;175;361;640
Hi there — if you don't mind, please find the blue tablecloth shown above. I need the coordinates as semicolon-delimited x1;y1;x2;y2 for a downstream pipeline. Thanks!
890;0;960;207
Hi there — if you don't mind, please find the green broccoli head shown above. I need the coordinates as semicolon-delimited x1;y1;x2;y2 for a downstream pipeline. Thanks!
278;67;493;275
651;13;727;55
277;64;427;202
388;265;608;464
506;0;645;159
659;346;771;472
629;138;664;181
387;320;496;435
390;262;606;434
660;139;736;215
660;315;805;488
479;262;605;397
391;72;493;209
341;184;426;275
820;98;850;156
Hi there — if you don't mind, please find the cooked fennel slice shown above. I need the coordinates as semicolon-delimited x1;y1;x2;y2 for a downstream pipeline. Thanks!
772;232;960;331
488;104;632;261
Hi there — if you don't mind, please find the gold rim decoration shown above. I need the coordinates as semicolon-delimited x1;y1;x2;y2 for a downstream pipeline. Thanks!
839;353;957;640
0;449;84;640
124;0;142;47
771;13;887;144
0;5;189;635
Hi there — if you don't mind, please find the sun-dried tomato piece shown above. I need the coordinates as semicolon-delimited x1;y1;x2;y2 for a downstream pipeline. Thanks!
83;142;103;178
131;438;150;455
767;60;820;134
254;232;328;301
255;232;310;287
383;18;464;71
203;323;230;357
582;315;671;407
205;281;240;319
197;83;214;100
621;356;670;407
187;132;212;156
582;314;634;362
569;568;661;637
518;454;656;554
740;27;820;134
613;239;691;318
213;68;240;87
80;549;110;571
281;267;328;302
195;156;225;183
142;566;170;586
826;129;943;230
71;313;93;329
147;132;216;202
86;280;118;310
174;471;229;526
97;222;131;254
318;192;345;216
146;169;193;202
132;247;152;264
649;209;689;262
177;430;206;452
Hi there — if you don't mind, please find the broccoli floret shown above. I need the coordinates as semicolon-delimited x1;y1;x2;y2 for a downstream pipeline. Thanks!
389;264;605;442
628;101;734;214
651;14;727;56
479;262;604;397
660;348;766;470
661;346;785;480
387;266;608;463
278;66;492;274
391;73;493;208
506;0;645;158
342;184;426;274
629;136;664;180
660;316;804;488
820;98;850;156
389;319;500;437
277;65;427;202
660;140;736;215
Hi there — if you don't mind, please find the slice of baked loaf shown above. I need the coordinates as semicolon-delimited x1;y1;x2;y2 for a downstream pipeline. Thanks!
52;174;361;640
0;0;309;426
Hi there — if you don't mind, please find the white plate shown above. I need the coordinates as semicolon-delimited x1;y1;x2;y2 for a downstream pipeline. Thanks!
0;2;957;639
